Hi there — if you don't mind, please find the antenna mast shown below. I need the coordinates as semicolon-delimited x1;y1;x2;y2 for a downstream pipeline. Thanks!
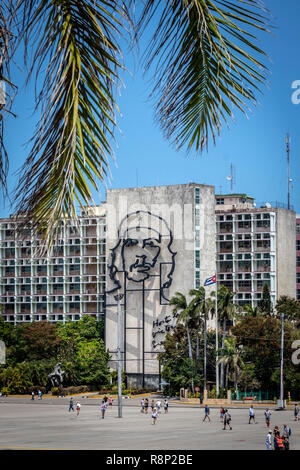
286;133;290;210
226;164;235;193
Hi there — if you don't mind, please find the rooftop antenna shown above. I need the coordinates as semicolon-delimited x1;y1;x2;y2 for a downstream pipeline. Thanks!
286;133;292;210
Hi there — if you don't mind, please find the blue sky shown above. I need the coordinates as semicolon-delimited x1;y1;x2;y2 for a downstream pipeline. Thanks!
1;0;300;217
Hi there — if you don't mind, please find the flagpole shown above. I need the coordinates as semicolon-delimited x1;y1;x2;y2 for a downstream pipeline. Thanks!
204;274;219;398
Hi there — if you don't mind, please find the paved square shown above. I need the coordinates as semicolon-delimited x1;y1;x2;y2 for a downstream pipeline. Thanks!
0;400;299;450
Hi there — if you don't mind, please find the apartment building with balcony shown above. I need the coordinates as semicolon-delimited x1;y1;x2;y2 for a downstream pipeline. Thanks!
0;186;297;329
0;207;106;324
216;194;296;308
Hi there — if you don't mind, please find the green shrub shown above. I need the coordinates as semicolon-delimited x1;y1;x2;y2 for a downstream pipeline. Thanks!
51;387;59;396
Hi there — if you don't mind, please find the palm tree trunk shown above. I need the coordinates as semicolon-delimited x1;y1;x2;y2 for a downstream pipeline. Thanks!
196;332;199;364
186;326;194;394
186;326;193;361
220;318;226;389
234;361;239;397
225;363;229;389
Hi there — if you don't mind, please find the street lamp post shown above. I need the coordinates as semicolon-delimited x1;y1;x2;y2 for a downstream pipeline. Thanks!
114;293;124;418
215;288;219;397
279;311;284;409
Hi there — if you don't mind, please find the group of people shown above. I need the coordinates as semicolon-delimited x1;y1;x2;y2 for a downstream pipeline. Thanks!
140;398;169;424
31;390;43;400
203;404;295;448
265;425;291;451
68;397;81;416
68;394;113;419
203;406;232;430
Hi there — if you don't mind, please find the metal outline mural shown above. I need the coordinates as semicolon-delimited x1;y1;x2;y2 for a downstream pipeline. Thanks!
106;210;177;386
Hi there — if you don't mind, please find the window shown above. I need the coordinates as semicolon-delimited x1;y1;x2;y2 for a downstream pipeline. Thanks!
297;240;300;251
297;273;300;284
216;198;224;205
195;188;200;204
297;224;300;234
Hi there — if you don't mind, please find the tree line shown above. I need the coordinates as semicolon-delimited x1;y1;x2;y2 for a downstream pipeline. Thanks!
0;316;110;395
160;284;300;398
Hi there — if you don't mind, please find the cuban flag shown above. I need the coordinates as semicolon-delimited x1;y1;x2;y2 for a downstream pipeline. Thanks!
204;274;216;286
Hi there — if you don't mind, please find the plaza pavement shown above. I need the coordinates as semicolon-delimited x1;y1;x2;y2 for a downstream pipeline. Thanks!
0;397;299;450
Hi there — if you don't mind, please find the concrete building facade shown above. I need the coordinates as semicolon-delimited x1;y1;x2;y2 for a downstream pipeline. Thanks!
215;195;296;308
105;184;216;387
0;185;297;388
0;209;106;324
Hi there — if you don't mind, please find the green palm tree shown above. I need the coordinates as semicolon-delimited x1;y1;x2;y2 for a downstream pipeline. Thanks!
243;304;261;318
169;291;197;393
189;287;214;391
217;285;240;389
169;292;193;361
0;1;270;247
218;337;244;395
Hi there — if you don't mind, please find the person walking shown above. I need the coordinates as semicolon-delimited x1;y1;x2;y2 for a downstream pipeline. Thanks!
109;397;113;407
282;424;291;439
152;407;158;425
273;426;280;451
249;405;256;424
151;399;155;412
265;430;272;450
140;398;145;413
276;435;285;451
38;390;42;400
282;435;290;451
31;391;35;400
76;402;81;416
164;399;169;414
203;404;211;422
223;409;232;430
293;404;299;421
104;395;108;405
69;397;74;412
220;407;224;421
156;399;161;414
264;408;271;428
101;400;107;419
144;398;149;414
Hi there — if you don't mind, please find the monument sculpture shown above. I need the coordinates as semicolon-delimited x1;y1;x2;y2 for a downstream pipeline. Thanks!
48;363;65;388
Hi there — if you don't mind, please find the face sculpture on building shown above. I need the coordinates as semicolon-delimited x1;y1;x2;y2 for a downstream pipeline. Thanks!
107;211;176;302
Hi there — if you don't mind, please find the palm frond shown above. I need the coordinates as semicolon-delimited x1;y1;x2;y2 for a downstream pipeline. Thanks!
138;0;270;152
14;0;131;249
0;0;18;196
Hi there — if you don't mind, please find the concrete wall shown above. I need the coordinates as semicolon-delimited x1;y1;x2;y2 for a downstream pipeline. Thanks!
105;184;216;388
276;209;296;299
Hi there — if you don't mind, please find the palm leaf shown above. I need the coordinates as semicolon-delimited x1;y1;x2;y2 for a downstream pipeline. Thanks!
137;0;270;152
0;0;18;195
13;0;130;249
